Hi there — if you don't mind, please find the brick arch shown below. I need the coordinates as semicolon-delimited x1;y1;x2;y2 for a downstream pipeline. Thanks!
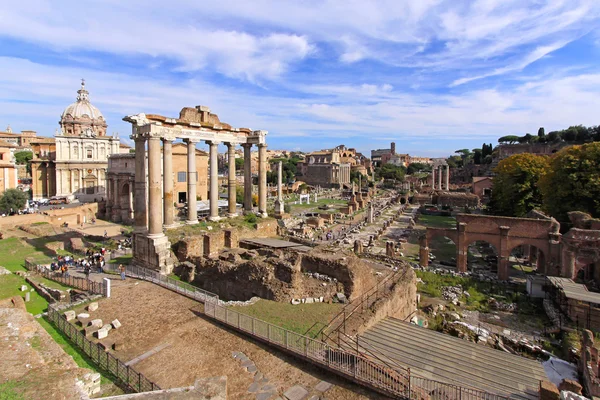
420;213;561;280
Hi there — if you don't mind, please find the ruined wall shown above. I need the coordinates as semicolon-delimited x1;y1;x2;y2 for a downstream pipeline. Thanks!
174;219;279;262
177;249;375;303
0;203;99;229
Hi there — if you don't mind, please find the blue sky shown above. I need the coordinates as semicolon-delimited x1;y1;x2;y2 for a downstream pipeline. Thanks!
1;0;600;157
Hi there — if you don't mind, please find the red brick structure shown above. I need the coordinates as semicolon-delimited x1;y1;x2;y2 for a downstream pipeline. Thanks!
420;214;562;280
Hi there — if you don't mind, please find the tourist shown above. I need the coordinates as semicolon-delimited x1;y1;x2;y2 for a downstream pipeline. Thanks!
84;264;90;280
119;264;126;280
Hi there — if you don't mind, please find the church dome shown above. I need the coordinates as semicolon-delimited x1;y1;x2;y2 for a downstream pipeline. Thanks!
61;80;104;121
59;80;107;137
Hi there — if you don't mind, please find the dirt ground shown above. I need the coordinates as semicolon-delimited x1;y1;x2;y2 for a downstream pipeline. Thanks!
0;297;90;400
76;279;391;400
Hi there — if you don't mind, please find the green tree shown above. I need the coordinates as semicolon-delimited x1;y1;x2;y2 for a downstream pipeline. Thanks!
498;135;520;144
489;153;549;217
407;162;431;175
0;188;28;212
540;142;600;223
235;158;244;171
14;150;32;175
473;149;482;164
538;127;545;138
350;170;364;184
375;164;405;181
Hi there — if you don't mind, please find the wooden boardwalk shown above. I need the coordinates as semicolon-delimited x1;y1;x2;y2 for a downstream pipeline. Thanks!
360;318;547;399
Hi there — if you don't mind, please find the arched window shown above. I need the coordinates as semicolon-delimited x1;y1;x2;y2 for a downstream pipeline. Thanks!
72;144;79;159
86;146;93;159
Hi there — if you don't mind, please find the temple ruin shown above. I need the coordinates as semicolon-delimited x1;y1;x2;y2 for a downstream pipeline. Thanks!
123;106;268;273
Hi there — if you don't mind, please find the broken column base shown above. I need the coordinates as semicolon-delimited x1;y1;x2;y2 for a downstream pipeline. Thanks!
132;233;174;274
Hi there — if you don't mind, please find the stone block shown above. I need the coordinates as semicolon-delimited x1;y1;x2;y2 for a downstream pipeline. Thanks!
291;299;301;305
20;285;27;291
112;319;121;329
539;380;560;400
96;327;109;339
113;341;125;351
558;379;582;395
101;324;112;332
314;381;332;392
283;385;309;400
305;297;314;304
84;326;100;337
77;313;90;323
64;310;76;321
87;302;98;312
88;319;103;328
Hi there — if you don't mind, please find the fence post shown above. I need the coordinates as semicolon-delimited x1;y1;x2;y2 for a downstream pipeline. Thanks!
268;324;271;342
304;336;308;357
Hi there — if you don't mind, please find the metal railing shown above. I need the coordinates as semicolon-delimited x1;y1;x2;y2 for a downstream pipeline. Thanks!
124;263;510;400
36;266;106;295
47;305;160;393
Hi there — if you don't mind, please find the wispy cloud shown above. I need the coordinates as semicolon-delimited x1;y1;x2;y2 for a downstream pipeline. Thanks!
0;1;600;156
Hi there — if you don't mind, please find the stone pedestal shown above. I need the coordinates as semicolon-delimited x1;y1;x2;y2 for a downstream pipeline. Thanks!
132;233;173;274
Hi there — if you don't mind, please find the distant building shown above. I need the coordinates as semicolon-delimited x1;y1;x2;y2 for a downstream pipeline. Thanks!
472;177;493;200
0;140;18;195
297;146;351;188
0;126;39;150
389;153;433;167
105;144;208;223
30;80;120;201
371;142;396;166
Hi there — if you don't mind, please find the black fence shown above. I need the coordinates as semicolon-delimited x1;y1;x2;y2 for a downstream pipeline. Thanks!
47;305;160;393
37;266;106;295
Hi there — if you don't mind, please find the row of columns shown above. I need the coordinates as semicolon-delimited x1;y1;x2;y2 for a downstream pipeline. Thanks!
431;165;450;191
134;136;268;236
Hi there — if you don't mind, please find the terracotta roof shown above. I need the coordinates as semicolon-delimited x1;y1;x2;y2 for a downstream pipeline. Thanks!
0;139;16;147
0;131;21;137
473;176;492;183
119;142;131;148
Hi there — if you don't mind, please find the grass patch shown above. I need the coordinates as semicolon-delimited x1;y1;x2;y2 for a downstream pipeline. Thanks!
231;299;342;337
31;221;49;226
417;215;456;229
512;264;535;273
416;270;526;312
0;237;53;272
108;254;133;265
0;380;26;400
0;274;49;315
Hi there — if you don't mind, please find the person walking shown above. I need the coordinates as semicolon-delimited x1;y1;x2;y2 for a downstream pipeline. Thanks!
119;264;126;281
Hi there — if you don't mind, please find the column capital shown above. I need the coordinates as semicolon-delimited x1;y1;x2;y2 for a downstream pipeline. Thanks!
184;138;201;144
225;142;236;149
162;135;176;143
241;143;253;149
257;143;267;148
206;140;220;146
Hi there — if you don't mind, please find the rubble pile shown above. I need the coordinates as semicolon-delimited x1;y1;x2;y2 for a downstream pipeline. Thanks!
304;272;337;283
488;297;517;312
441;285;463;304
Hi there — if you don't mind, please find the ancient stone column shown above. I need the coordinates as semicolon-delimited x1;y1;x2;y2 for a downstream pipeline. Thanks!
147;135;163;237
185;139;199;224
226;142;237;217
431;168;436;189
274;161;284;216
242;143;253;214
133;137;147;232
438;166;443;190
208;141;220;221
445;165;450;191
162;138;175;228
258;143;267;217
128;180;134;221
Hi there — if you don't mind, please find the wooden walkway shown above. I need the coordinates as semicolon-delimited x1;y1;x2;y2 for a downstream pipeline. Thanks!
360;318;547;400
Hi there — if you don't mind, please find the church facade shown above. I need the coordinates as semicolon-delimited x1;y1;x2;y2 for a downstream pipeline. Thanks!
31;80;120;202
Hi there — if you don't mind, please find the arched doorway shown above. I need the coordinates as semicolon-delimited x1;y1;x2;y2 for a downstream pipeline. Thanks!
467;240;498;275
427;235;458;269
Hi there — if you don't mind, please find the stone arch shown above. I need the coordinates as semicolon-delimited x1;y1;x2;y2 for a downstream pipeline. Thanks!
119;183;130;209
466;238;499;274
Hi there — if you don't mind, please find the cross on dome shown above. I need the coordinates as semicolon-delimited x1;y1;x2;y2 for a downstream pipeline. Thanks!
77;78;89;102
